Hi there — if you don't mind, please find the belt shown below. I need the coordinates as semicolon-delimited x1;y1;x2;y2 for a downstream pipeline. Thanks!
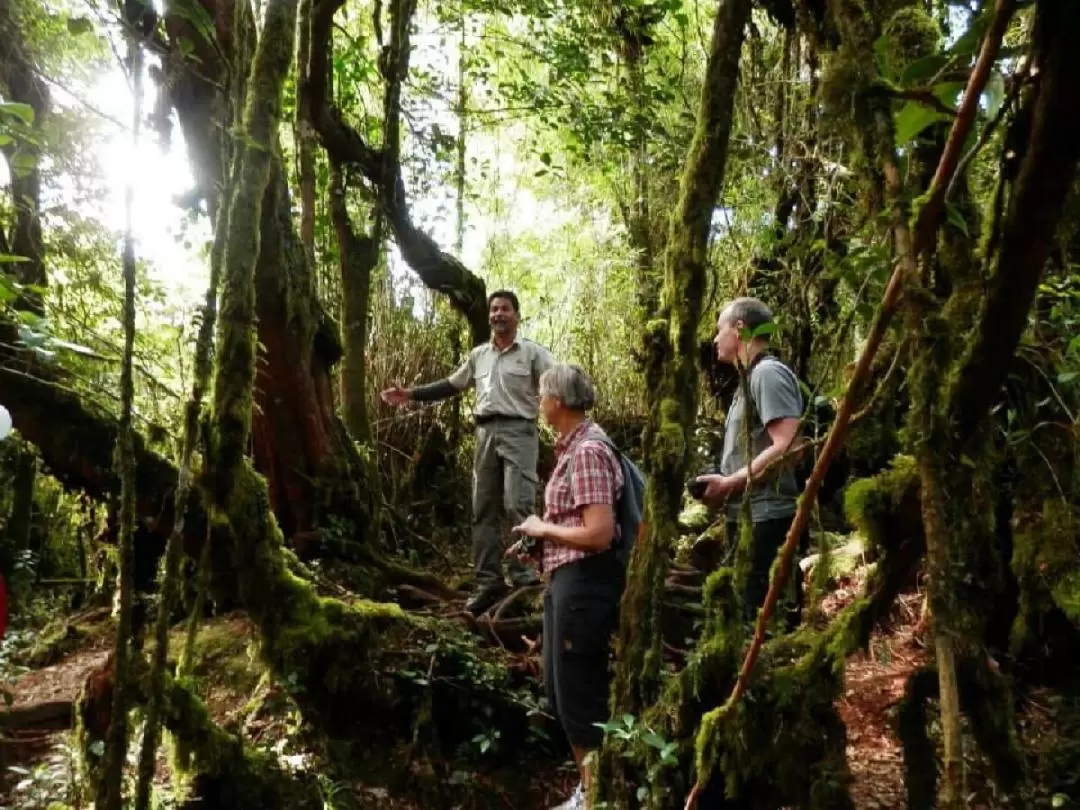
474;413;536;426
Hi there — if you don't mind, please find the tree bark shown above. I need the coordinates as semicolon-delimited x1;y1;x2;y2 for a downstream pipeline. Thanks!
330;160;379;446
0;0;49;315
97;31;144;809
161;0;374;550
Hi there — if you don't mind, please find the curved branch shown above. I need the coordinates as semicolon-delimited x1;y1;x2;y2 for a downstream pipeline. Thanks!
304;0;489;344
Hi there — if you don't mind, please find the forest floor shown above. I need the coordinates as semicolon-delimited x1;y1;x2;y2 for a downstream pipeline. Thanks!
0;563;1069;809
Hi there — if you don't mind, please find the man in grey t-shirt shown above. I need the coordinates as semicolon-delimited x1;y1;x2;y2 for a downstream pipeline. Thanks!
693;297;806;628
381;290;555;615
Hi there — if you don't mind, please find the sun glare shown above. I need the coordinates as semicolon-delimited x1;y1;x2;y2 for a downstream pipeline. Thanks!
81;59;210;303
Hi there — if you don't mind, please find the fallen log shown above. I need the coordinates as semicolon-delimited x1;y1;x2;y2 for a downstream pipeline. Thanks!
0;700;73;731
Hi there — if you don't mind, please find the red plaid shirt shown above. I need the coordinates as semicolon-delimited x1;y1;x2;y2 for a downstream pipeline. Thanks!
541;419;624;575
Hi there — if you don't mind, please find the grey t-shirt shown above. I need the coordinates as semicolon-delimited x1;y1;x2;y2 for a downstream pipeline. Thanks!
720;355;804;522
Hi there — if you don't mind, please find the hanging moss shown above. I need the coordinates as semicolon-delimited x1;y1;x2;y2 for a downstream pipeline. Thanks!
880;7;940;76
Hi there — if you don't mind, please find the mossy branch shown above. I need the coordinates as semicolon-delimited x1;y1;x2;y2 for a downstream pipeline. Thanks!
210;0;299;493
135;97;232;808
611;0;752;726
98;31;144;810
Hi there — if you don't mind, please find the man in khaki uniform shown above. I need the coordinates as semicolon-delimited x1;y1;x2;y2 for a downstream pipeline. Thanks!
381;290;555;614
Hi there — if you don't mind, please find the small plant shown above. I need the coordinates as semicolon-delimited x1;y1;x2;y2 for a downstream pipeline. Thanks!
595;714;680;805
6;733;83;810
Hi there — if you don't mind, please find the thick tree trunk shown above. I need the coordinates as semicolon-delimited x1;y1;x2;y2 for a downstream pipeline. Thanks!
949;0;1080;442
0;0;48;315
161;0;373;552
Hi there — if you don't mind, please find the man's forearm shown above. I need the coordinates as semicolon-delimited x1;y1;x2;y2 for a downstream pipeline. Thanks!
728;444;788;491
410;378;460;403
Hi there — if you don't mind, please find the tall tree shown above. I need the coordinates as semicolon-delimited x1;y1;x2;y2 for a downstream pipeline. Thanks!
159;0;375;553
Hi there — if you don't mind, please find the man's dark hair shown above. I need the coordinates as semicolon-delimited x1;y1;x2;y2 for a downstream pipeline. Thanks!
487;289;520;313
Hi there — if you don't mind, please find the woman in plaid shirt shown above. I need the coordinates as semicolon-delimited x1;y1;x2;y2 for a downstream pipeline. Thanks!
509;364;624;810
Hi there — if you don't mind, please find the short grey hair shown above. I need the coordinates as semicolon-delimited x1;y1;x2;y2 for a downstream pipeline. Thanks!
539;364;597;411
720;297;773;331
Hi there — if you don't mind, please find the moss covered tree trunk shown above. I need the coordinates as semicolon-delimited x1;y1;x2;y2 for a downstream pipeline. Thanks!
0;0;48;315
599;0;751;804
331;160;379;448
161;0;373;554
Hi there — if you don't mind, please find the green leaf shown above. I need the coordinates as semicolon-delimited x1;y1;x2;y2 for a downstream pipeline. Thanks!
900;53;949;85
67;16;94;35
48;337;99;357
642;732;666;749
949;10;992;59
872;34;891;77
894;101;950;144
1051;794;1067;809
1058;371;1078;385
0;102;34;125
0;133;12;147
932;81;965;109
751;322;777;338
11;151;37;176
945;203;969;237
621;713;635;728
0;254;29;264
984;71;1005;119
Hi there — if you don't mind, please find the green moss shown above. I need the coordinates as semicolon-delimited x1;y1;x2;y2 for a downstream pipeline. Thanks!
691;632;854;808
161;670;323;810
1011;498;1080;649
880;7;940;76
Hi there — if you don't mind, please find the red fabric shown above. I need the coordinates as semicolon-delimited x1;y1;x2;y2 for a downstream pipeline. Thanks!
541;419;623;575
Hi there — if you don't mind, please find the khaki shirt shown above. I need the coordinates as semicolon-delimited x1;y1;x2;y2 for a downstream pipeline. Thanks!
447;337;555;419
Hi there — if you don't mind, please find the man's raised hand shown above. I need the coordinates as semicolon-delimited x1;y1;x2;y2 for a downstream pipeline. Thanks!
379;385;411;406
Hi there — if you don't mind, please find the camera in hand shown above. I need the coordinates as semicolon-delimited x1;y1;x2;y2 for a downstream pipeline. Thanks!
519;535;540;555
686;465;722;501
686;478;708;500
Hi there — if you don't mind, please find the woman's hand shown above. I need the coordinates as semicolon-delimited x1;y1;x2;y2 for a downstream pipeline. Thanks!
512;515;548;538
505;537;539;564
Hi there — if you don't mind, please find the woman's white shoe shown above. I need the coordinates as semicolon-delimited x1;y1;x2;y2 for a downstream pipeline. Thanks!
551;782;584;810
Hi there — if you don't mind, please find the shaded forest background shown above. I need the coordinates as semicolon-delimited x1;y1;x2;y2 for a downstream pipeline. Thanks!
1;0;1079;807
